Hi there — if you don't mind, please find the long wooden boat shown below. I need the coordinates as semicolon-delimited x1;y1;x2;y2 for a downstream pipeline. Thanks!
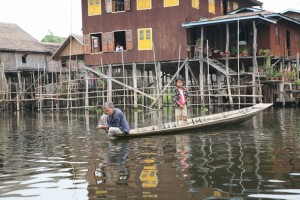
113;103;273;138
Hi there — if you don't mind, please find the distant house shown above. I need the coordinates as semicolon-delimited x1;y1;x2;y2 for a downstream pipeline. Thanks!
50;34;85;81
0;22;57;110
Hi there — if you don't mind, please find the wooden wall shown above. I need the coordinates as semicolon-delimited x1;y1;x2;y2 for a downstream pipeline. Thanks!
60;39;85;57
269;21;300;57
0;52;48;72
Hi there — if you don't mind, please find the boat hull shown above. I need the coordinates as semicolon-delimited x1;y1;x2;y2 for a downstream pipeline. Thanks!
111;103;273;138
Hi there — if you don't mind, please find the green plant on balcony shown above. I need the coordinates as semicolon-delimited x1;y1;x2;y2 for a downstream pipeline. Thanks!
293;79;300;85
230;47;238;57
240;47;250;56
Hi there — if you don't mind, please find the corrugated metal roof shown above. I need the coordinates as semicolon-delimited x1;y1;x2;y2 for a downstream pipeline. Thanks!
248;0;263;6
182;11;276;28
0;22;50;53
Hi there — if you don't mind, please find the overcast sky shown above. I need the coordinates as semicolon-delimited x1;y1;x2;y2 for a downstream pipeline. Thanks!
0;0;299;41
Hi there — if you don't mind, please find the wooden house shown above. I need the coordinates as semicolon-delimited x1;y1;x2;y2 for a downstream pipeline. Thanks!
0;22;66;110
51;34;85;81
79;0;267;108
81;0;262;65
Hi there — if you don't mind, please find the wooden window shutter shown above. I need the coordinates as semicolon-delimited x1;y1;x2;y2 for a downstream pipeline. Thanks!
102;32;108;52
105;0;112;13
83;34;91;54
108;32;115;52
126;30;133;50
124;0;131;10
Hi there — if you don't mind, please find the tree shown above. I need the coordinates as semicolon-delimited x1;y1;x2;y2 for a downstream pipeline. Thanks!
41;30;65;43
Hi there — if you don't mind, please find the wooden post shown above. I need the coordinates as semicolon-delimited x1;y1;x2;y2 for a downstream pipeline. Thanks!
280;61;284;106
237;18;240;108
85;69;89;109
157;62;162;109
17;71;22;110
297;52;299;80
185;63;189;91
252;21;258;105
199;26;204;105
216;72;222;106
225;23;233;107
107;64;112;102
132;63;138;108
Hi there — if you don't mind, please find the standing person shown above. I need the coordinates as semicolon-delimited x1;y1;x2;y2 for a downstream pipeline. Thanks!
97;102;130;137
173;77;189;126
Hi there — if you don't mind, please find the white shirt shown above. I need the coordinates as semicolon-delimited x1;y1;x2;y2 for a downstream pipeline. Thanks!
116;46;124;52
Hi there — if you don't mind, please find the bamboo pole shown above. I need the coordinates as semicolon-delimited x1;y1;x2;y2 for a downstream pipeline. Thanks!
206;40;211;108
252;21;258;105
85;69;89;109
225;23;233;107
132;63;137;108
200;26;204;105
297;52;299;80
107;64;112;102
237;17;240;108
152;42;160;109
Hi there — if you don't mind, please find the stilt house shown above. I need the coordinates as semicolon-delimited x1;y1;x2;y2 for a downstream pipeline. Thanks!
80;0;268;108
0;22;54;110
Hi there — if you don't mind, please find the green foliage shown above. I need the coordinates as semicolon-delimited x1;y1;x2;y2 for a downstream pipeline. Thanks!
230;47;238;56
41;30;65;43
293;79;300;85
200;106;208;113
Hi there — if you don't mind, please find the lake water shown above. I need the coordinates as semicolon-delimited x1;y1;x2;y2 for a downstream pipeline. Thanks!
0;106;300;200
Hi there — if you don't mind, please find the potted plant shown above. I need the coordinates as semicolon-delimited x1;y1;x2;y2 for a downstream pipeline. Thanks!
230;47;238;57
195;38;201;51
240;47;250;57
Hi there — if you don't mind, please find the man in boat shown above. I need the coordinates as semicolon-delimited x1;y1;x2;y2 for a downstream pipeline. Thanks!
96;102;130;137
173;76;189;126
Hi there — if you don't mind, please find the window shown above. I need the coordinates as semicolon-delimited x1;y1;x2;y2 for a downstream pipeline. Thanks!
164;0;179;7
138;28;152;50
137;0;151;10
106;0;130;12
276;27;281;45
208;0;215;14
233;2;238;10
91;33;102;53
21;53;28;64
61;59;69;67
101;30;133;52
88;0;101;16
192;0;199;9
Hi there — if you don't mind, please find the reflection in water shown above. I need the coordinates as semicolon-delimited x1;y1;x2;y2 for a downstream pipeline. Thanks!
0;107;300;199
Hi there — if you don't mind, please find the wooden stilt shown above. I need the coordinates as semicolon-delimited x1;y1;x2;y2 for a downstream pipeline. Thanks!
252;21;258;105
199;26;205;105
225;23;233;107
132;63;137;108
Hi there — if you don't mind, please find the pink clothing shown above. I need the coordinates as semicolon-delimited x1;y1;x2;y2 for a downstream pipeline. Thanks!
178;89;185;105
